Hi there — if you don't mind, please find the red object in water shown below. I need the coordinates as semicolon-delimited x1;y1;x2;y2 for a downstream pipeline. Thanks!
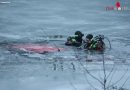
116;1;121;8
12;44;64;53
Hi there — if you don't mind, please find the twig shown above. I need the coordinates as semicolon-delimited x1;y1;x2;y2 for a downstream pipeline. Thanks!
102;54;107;90
120;76;129;89
107;68;128;89
73;48;104;85
68;79;77;90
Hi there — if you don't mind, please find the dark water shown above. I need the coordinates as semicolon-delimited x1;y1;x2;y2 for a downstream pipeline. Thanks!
0;0;130;90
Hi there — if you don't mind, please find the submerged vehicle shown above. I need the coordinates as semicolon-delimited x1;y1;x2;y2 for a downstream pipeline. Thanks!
8;43;65;54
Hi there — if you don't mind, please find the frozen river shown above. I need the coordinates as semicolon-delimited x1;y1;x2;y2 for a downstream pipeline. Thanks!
0;0;130;90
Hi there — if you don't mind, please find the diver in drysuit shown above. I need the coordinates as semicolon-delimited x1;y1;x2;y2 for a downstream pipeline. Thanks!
83;34;93;49
84;34;105;51
65;31;84;47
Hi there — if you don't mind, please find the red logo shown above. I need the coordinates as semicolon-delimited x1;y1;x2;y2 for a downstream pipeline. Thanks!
116;1;121;8
106;1;130;11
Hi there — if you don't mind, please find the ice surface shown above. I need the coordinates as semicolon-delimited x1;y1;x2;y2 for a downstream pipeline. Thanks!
0;0;130;90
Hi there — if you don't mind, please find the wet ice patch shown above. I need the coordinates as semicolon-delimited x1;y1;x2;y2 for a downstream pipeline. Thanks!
86;54;115;64
0;33;21;40
11;44;65;53
0;1;11;4
22;53;44;58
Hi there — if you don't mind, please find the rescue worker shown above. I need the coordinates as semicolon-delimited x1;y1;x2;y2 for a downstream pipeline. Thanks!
84;34;93;49
65;31;84;47
84;34;105;51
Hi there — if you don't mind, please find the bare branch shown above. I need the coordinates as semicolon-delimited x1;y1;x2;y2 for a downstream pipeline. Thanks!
120;76;129;89
68;79;77;90
107;68;128;89
106;62;115;80
102;54;107;90
73;48;103;85
83;70;99;90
